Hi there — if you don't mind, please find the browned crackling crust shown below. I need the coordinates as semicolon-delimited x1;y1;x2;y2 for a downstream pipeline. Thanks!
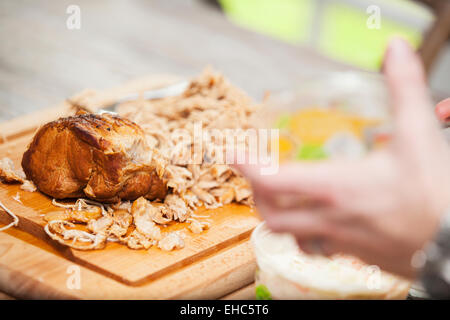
22;113;167;203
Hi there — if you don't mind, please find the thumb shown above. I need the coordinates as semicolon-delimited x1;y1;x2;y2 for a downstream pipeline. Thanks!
231;161;263;184
383;38;437;143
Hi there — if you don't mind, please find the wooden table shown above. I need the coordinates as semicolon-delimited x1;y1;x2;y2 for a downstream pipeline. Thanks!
0;0;353;123
1;0;448;299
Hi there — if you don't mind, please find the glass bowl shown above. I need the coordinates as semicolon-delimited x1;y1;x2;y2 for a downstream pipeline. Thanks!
251;222;411;300
258;71;393;163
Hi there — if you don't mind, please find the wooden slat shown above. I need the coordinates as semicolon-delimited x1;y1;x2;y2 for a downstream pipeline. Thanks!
221;283;255;300
0;179;258;286
0;229;255;299
0;169;259;287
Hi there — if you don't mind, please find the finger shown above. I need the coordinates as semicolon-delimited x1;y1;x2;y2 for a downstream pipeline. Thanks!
239;159;366;204
384;38;429;120
383;38;437;142
265;210;332;240
231;160;262;183
295;225;376;258
261;204;378;258
271;213;350;256
320;225;415;278
297;238;351;257
254;187;329;210
297;239;332;256
436;98;450;122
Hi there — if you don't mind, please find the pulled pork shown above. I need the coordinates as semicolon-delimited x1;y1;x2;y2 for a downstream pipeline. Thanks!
0;157;37;192
117;68;256;209
39;69;258;251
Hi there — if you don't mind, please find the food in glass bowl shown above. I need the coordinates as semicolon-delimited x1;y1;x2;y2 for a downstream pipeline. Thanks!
252;223;411;300
276;107;388;162
262;72;392;163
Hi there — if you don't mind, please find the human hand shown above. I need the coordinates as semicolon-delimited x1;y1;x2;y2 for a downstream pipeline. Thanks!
236;39;450;279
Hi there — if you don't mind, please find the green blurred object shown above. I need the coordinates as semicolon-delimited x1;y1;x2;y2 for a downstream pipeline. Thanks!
296;144;328;160
275;113;291;129
219;0;433;70
255;284;272;300
219;0;314;44
319;3;422;70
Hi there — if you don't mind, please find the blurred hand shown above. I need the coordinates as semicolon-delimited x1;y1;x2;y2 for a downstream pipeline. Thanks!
236;39;450;279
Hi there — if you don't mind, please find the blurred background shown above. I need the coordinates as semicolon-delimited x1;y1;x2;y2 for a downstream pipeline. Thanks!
0;0;449;122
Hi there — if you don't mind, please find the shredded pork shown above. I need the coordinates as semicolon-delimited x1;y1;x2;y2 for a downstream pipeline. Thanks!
20;180;37;192
116;68;256;210
0;157;37;194
158;231;185;251
4;69;257;250
0;157;25;183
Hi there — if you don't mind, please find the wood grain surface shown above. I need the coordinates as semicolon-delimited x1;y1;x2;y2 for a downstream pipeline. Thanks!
1;0;448;125
221;283;255;300
0;0;352;123
0;227;256;299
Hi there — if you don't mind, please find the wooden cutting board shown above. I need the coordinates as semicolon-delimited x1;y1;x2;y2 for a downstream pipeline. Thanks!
0;75;259;299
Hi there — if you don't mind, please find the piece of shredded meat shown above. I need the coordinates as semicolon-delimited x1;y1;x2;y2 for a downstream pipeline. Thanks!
0;158;37;194
188;218;211;234
163;194;191;222
131;197;162;241
44;220;108;250
158;231;185;251
109;209;132;238
20;180;37;192
0;157;26;183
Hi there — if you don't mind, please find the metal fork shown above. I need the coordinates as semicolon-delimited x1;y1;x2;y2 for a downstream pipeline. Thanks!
96;80;450;131
98;80;189;114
